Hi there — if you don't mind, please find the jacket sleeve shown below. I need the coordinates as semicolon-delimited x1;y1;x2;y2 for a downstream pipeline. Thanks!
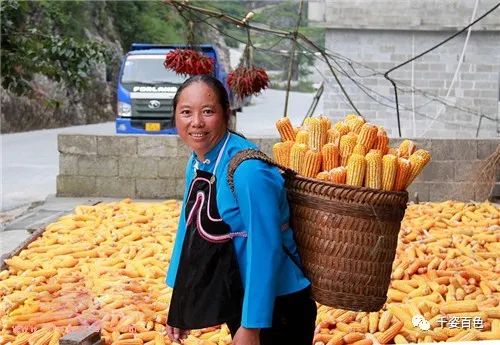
165;157;193;288
233;159;285;328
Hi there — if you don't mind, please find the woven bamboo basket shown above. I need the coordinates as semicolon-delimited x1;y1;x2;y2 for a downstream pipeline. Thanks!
228;149;408;312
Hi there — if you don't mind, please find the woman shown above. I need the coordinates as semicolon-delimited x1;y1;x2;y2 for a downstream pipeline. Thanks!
165;74;316;345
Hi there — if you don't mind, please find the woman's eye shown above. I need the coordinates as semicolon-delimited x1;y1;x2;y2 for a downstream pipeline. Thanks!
180;110;191;116
203;109;214;115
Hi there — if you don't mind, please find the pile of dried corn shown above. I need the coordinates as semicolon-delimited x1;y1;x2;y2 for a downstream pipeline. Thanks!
1;199;498;345
274;114;430;191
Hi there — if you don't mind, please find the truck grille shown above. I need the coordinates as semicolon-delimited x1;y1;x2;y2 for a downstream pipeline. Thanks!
131;99;174;119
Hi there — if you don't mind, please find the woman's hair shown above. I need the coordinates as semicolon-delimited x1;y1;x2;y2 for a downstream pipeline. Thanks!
172;74;230;124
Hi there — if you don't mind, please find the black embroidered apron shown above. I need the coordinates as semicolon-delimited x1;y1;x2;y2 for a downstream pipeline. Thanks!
168;134;245;330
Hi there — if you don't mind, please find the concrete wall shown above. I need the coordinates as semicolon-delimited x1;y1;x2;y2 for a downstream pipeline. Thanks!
57;134;499;202
309;0;500;138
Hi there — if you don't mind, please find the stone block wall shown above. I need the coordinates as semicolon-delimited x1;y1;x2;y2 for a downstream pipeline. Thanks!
57;134;499;202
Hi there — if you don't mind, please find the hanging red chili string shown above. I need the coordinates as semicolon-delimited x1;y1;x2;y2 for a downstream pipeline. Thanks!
228;66;269;99
164;49;214;76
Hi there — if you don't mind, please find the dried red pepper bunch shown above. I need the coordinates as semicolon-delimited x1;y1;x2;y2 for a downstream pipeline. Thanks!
164;49;214;76
227;67;269;99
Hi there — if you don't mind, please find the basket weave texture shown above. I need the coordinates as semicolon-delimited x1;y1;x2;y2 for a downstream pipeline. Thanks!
228;149;408;311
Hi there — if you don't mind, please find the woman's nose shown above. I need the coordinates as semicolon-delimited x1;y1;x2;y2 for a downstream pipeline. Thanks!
191;113;205;127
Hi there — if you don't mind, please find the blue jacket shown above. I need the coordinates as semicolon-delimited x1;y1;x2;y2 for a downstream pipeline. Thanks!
166;131;310;328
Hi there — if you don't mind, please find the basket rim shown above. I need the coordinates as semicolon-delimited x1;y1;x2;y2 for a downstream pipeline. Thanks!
286;171;409;198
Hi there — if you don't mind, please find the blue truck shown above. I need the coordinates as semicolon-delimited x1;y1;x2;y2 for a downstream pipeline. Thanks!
115;43;240;134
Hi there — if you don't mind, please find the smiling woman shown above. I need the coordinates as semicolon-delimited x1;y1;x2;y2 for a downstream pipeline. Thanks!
165;75;316;345
173;75;230;161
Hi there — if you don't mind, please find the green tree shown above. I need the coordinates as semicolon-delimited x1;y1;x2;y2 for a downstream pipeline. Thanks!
0;0;111;96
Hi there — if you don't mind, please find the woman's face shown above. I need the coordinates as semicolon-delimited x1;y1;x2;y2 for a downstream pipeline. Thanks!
175;82;228;160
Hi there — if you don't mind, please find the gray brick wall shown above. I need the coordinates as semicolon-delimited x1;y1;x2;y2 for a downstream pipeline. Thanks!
57;134;499;203
322;29;499;139
309;0;500;139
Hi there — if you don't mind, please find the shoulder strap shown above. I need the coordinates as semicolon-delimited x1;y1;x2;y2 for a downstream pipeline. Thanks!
227;148;307;275
227;148;295;196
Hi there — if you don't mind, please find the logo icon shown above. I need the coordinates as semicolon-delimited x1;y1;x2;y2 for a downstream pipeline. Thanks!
148;100;161;109
412;315;430;331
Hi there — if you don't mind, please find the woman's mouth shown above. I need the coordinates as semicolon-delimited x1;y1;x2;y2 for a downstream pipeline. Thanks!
190;132;208;140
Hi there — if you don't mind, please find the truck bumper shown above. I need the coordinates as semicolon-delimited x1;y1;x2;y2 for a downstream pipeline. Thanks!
115;117;178;135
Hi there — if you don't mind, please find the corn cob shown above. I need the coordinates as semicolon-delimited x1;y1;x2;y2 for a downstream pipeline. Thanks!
319;114;332;131
340;135;357;166
321;143;340;171
346;116;365;134
316;171;330;180
374;127;389;154
334;121;350;136
368;312;379;333
378;310;393;332
393;158;411;191
346;154;366;187
358;123;378;150
353;144;367;156
290;143;308;173
398;139;416;158
388;147;398;155
300;149;322;178
406;151;431;188
12;333;30;345
272;141;293;167
308;117;326;151
327;128;341;146
413;149;431;161
382;154;397;191
365;151;382;189
343;333;365;344
295;130;309;145
302;116;313;131
329;167;347;184
276;117;295;142
344;114;360;122
376;321;404;344
293;126;300;137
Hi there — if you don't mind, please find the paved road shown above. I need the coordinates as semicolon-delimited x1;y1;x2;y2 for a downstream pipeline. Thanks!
1;89;322;212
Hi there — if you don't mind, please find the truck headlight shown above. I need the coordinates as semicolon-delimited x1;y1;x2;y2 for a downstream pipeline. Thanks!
118;102;132;117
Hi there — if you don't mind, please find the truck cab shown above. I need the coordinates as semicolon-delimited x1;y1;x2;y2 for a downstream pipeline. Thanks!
116;43;239;134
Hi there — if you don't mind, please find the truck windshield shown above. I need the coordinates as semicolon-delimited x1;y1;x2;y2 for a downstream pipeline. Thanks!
121;55;187;85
